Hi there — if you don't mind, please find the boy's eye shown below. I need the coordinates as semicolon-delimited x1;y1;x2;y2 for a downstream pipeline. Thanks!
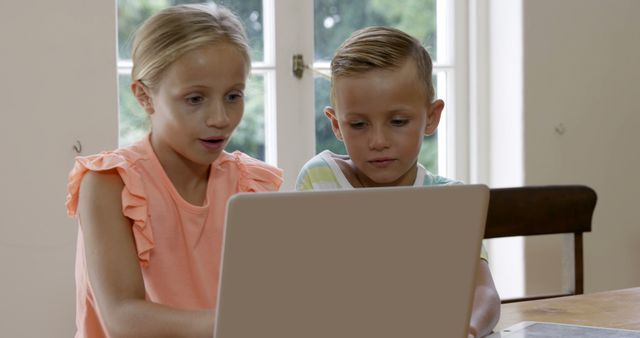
391;119;409;127
349;121;367;129
186;95;205;105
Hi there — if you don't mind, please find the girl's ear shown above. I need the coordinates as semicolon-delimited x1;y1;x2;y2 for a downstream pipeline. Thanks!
131;81;155;115
324;106;344;141
425;99;444;136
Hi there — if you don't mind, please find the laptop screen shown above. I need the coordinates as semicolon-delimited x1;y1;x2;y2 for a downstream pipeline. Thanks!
214;185;489;338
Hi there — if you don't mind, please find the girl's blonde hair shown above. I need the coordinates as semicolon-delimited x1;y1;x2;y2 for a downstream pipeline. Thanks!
330;26;435;104
131;4;250;90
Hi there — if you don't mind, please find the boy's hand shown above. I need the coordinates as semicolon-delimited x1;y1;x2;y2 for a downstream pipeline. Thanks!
468;325;478;338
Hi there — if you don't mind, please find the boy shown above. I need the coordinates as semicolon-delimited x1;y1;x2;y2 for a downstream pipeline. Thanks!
296;26;500;337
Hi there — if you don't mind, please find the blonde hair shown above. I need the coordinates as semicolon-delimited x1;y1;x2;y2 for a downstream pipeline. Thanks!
330;26;434;104
131;4;250;91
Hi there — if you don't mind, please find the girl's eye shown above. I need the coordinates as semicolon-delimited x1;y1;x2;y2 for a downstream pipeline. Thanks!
349;121;367;129
391;119;408;127
186;95;205;105
226;91;244;103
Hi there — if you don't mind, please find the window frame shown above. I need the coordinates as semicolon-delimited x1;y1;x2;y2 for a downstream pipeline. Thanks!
115;0;471;189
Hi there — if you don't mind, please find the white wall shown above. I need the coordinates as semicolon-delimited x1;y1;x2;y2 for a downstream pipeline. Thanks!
0;1;117;337
488;0;640;296
522;0;640;293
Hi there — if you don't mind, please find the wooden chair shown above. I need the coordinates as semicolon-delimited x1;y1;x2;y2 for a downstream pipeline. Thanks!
484;185;597;303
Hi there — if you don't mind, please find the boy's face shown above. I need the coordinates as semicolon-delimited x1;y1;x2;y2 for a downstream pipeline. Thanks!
326;59;444;186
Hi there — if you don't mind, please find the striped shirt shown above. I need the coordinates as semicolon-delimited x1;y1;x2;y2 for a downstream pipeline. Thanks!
295;150;488;261
296;150;462;190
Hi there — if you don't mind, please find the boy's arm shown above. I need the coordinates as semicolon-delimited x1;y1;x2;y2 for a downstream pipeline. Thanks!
78;170;215;338
468;260;501;338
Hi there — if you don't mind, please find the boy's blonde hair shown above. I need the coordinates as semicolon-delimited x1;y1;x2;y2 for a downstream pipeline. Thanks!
330;26;435;104
131;4;250;91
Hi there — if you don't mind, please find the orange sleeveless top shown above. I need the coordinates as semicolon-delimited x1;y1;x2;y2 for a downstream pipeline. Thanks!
66;135;282;338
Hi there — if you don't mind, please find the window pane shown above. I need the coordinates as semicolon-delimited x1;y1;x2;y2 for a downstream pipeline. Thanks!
314;0;437;63
118;0;264;62
418;74;446;175
418;134;438;174
314;76;346;156
225;73;266;161
218;0;264;62
118;73;148;147
117;0;168;61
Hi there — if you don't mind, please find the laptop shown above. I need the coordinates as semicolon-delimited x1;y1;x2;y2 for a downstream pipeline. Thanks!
487;321;640;337
214;184;489;338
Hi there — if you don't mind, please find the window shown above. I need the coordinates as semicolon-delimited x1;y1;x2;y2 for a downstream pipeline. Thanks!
117;0;524;301
117;0;465;186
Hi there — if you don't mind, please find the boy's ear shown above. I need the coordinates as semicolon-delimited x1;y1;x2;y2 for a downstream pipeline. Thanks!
131;81;155;115
324;106;344;141
425;99;444;136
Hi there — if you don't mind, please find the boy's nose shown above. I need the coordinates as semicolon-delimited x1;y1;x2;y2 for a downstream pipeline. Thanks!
369;127;390;150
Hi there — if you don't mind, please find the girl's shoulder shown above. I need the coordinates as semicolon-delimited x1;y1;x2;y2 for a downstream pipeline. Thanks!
66;139;149;217
216;151;283;192
66;139;154;264
69;138;149;175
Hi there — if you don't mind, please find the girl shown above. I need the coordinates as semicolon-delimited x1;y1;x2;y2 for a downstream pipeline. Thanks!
66;5;282;337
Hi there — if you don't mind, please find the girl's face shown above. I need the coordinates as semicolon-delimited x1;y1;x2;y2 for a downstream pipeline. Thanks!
326;59;443;187
136;43;247;169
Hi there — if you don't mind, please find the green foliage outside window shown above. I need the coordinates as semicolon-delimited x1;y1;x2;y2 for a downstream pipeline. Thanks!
117;0;441;171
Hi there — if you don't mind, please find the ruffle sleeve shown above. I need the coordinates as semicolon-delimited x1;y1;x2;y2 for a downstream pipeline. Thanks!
228;151;283;192
66;152;154;266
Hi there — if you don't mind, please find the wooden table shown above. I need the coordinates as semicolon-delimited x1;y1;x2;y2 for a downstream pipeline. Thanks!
495;287;640;331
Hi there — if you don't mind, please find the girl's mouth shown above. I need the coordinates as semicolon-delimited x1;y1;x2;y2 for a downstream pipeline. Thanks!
199;137;226;151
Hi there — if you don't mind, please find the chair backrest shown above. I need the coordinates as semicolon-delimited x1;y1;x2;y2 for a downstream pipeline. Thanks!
484;185;597;303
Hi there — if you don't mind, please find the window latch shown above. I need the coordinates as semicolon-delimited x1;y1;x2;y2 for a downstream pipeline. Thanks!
292;54;331;80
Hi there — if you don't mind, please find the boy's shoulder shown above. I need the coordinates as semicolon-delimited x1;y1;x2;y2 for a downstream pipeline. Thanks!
420;166;464;186
296;151;346;191
300;150;345;170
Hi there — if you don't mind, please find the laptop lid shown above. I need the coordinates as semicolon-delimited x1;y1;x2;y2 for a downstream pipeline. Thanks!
214;184;489;338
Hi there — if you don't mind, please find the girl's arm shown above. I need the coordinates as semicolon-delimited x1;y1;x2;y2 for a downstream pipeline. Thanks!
468;260;501;338
78;170;215;338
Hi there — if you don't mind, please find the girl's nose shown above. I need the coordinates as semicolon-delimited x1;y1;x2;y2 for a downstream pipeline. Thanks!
206;101;230;128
